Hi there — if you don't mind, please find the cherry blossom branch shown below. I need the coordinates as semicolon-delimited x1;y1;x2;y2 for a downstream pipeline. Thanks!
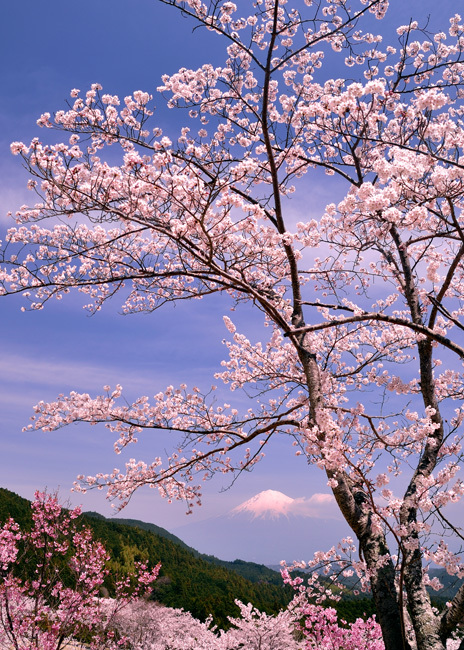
286;313;464;359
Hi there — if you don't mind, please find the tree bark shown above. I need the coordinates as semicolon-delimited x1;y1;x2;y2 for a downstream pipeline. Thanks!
330;472;411;650
402;545;445;650
439;581;464;646
361;532;412;650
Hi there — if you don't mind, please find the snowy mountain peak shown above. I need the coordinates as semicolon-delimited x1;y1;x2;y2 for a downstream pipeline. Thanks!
230;490;295;520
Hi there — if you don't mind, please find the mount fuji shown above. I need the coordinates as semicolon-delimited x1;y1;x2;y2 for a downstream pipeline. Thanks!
230;489;296;520
173;489;350;564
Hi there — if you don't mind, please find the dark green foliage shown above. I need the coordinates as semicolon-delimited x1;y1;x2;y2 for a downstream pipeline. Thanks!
0;488;32;528
333;597;377;624
101;514;195;552
199;557;286;585
82;515;294;628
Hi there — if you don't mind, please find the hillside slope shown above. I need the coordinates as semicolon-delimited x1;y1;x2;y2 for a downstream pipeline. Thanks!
84;511;285;586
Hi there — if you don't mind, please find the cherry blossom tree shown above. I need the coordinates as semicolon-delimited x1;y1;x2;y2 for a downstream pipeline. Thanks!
283;565;386;650
0;492;160;649
222;598;304;649
3;0;464;647
295;603;383;650
103;595;363;650
105;599;223;650
100;591;385;650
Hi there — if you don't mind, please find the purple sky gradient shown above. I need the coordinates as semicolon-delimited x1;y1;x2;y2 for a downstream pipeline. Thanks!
0;0;461;553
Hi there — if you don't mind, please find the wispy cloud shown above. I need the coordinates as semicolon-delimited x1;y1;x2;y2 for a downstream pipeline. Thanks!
2;352;131;391
290;493;341;519
0;347;216;397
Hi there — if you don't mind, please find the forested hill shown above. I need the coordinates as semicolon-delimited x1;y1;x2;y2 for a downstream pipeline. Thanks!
85;511;285;586
0;488;293;628
84;511;195;552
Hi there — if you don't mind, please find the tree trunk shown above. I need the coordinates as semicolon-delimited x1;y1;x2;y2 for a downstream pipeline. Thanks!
439;581;464;647
360;531;412;650
402;545;445;649
330;472;411;650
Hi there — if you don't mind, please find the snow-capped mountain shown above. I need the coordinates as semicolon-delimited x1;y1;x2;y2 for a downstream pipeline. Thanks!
173;489;350;564
230;489;296;520
228;489;343;521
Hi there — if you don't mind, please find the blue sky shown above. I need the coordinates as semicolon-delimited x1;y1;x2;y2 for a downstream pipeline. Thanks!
0;0;461;550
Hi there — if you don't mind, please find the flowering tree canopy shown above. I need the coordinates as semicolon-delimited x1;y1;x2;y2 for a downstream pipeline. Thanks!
106;599;224;650
223;598;304;649
3;0;464;647
105;595;383;650
0;492;160;649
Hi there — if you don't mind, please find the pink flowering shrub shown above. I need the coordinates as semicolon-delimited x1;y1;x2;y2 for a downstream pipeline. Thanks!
282;559;384;650
297;602;383;650
0;492;160;650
